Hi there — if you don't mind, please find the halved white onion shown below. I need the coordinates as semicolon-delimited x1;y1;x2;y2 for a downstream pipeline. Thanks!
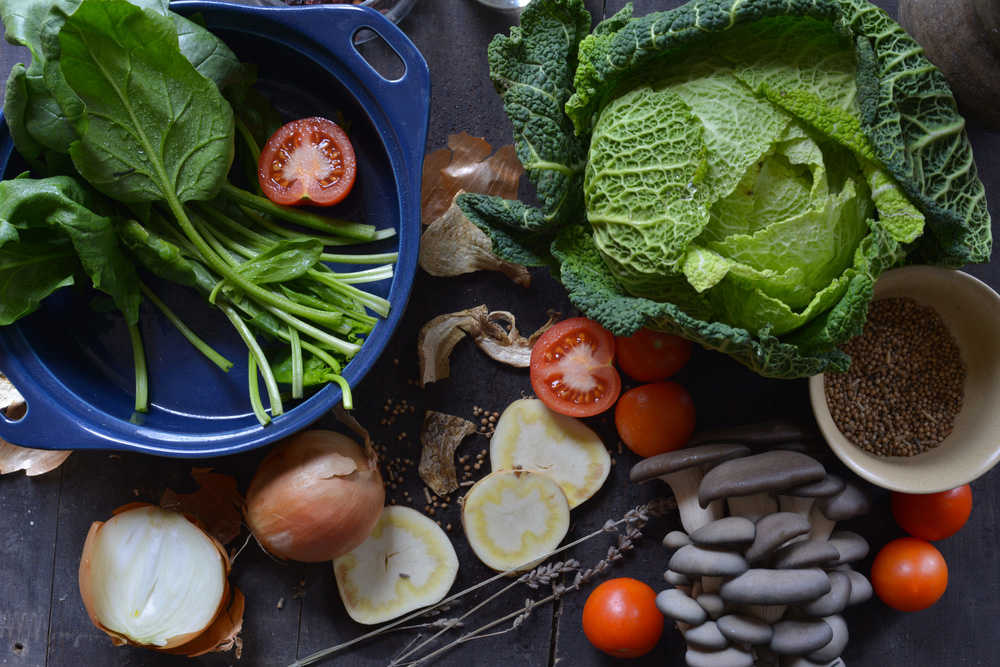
79;504;242;654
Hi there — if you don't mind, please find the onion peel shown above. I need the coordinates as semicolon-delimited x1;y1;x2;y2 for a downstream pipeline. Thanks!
421;132;523;225
419;410;478;497
160;468;244;546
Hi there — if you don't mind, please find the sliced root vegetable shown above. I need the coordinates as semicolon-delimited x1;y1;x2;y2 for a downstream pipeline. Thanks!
461;468;571;571
0;399;71;477
334;505;459;625
79;504;243;655
490;398;611;508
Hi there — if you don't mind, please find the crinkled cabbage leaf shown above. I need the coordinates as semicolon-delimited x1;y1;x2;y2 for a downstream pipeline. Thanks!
459;0;991;378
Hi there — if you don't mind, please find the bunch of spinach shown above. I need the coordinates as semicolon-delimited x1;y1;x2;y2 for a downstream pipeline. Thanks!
0;0;396;422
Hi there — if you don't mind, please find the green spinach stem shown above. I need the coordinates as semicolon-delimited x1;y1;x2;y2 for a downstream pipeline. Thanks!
221;183;377;241
139;283;234;372
127;322;149;413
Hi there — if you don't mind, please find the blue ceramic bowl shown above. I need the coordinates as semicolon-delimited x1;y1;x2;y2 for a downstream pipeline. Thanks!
0;2;429;456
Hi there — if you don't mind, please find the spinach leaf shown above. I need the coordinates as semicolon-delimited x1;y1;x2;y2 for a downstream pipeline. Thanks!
0;226;78;325
117;219;200;287
0;175;140;323
54;0;234;205
233;238;323;284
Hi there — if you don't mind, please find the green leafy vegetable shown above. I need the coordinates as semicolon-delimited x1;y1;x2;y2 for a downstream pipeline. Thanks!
464;0;992;378
0;0;398;421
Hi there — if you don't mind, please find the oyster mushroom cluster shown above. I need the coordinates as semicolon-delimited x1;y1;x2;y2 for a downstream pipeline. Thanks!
631;445;872;667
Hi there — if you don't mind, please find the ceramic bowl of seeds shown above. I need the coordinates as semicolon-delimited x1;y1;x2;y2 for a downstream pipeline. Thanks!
809;265;1000;493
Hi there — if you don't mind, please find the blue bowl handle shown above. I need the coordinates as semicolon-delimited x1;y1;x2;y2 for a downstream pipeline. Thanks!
288;5;430;185
0;360;97;450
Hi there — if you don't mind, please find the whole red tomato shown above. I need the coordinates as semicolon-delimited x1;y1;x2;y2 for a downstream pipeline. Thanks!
891;485;972;541
582;578;663;658
614;382;696;457
871;537;948;612
614;329;692;382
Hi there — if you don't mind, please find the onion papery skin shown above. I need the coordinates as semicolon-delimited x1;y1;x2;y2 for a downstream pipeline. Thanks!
245;430;386;562
78;504;242;655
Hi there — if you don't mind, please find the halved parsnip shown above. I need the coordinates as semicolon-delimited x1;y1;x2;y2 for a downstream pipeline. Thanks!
461;468;571;571
333;505;459;625
490;398;611;508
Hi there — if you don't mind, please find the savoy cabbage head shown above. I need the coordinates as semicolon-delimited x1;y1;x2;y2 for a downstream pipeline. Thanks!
458;0;992;378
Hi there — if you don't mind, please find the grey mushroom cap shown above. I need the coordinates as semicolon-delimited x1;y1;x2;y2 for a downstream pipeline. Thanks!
698;450;826;508
685;620;729;651
746;512;813;563
696;593;727;619
799;572;852;617
809;615;849;663
664;530;693;549
717;614;774;645
670;544;750;577
690;516;756;549
685;646;755;667
770;619;834;656
657;588;708;625
817;482;871;520
630;443;752;483
721;568;831;605
784;474;846;498
665;569;692;586
773;540;841;569
829;531;870;565
843;568;874;605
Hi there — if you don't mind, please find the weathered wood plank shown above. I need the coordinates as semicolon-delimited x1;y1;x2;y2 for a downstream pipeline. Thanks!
0;469;61;667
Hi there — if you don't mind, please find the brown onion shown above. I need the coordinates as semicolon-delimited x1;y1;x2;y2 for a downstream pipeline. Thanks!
245;429;385;562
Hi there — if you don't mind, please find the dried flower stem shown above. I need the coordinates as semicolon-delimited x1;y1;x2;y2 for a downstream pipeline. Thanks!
388;560;581;666
393;500;670;666
288;499;673;667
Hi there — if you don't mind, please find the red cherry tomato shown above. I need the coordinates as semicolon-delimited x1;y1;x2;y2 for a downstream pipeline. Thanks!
614;329;692;382
871;537;948;612
258;116;356;207
614;382;696;457
529;317;621;417
582;578;663;658
891;485;972;541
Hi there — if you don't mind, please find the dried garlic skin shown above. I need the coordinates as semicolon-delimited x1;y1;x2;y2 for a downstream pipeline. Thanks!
462;469;571;571
334;506;459;625
491;398;611;508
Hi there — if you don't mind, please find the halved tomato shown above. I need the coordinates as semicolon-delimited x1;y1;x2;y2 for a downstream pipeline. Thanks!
258;117;356;207
529;317;621;418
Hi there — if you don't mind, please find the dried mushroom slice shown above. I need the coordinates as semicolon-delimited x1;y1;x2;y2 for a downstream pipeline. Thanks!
334;506;459;625
490;398;610;508
461;469;570;571
419;410;478;496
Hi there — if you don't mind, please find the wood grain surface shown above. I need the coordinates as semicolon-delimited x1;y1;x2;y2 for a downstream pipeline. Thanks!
1;1;998;666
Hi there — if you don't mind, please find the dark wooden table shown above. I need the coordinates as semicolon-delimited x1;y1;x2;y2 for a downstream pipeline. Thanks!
1;1;998;665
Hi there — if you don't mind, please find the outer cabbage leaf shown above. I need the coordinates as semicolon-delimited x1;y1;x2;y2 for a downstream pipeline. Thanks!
480;0;591;231
567;0;990;267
